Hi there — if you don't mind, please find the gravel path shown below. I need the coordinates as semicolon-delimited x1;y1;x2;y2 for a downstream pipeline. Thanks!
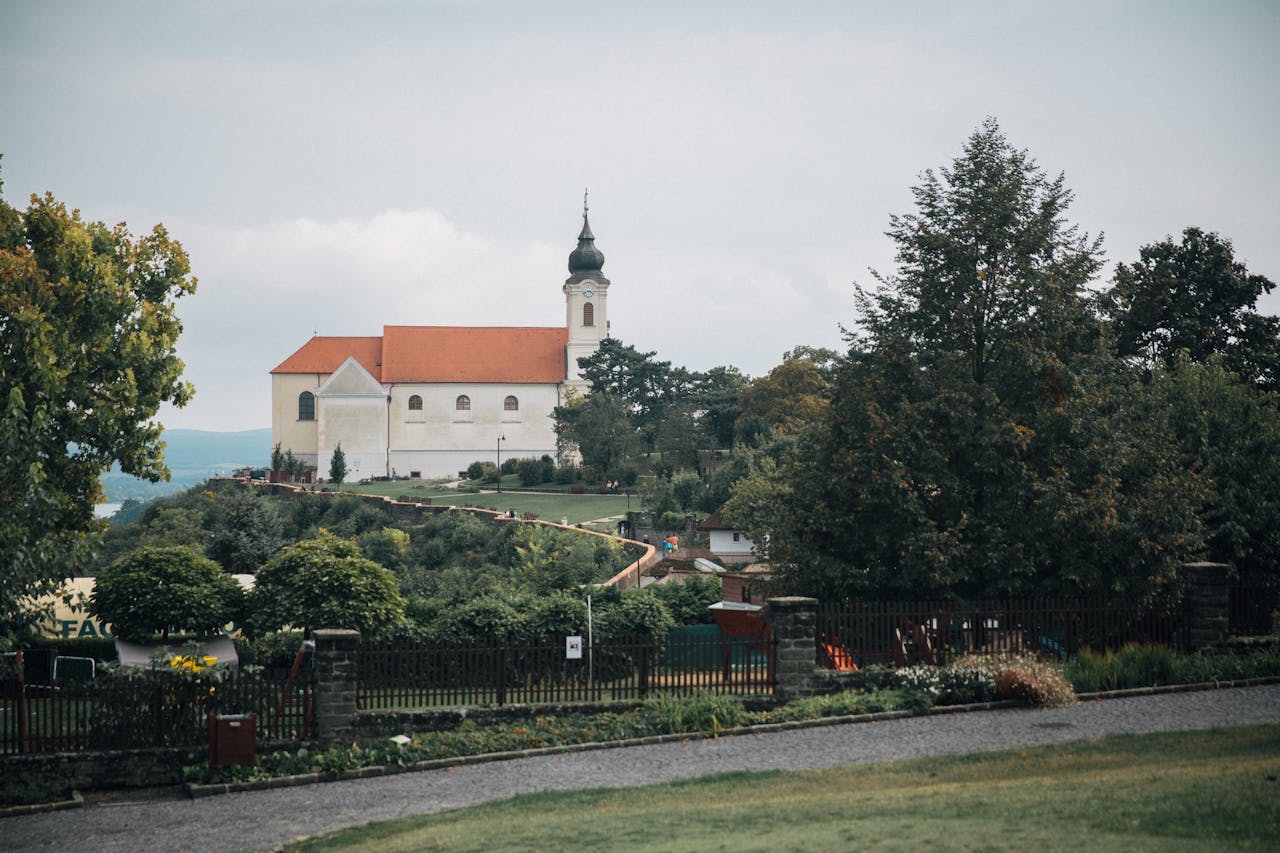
4;684;1279;852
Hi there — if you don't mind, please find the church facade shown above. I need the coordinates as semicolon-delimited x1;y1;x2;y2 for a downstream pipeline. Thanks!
269;210;611;480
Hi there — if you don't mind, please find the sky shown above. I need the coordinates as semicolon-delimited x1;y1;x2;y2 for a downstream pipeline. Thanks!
2;1;1278;432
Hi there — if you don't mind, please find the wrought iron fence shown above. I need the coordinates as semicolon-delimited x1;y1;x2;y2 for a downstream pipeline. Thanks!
0;664;313;756
357;630;775;710
815;599;1186;669
1229;578;1279;636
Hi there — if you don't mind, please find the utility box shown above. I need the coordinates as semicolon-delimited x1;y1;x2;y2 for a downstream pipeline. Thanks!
208;713;257;767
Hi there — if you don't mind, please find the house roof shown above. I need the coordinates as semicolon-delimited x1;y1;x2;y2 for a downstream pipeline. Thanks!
270;326;569;385
381;326;567;384
271;337;384;381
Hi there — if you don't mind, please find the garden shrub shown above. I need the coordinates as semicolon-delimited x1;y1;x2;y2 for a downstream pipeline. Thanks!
992;658;1076;707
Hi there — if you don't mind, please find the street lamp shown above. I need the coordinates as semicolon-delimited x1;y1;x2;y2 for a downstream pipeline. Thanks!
496;434;506;493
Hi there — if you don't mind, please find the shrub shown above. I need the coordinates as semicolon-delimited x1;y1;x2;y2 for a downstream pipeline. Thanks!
466;461;486;480
90;546;244;641
248;532;405;640
992;658;1076;707
642;691;748;734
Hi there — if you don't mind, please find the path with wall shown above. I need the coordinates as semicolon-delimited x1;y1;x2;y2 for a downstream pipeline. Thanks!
4;684;1278;853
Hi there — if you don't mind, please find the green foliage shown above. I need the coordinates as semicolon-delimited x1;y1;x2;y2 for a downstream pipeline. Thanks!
641;691;747;733
205;488;286;572
1103;226;1280;391
516;455;555;487
89;546;243;641
649;575;722;625
1149;356;1280;582
328;443;348;485
359;527;411;569
235;630;306;671
466;460;487;480
734;358;829;444
1066;643;1280;692
730;119;1203;602
0;181;195;638
249;532;405;639
553;391;640;483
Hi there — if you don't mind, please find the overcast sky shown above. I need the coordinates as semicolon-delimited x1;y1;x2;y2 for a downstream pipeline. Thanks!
3;1;1278;432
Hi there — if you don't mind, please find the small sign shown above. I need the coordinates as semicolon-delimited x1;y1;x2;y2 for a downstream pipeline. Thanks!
566;636;583;659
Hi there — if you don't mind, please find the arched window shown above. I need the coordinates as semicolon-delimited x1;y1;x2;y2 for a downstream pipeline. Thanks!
408;395;423;411
583;301;594;327
504;395;519;411
455;395;471;411
298;391;315;421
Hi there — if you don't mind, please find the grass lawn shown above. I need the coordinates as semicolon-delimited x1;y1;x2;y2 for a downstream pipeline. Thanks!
332;479;634;528
286;724;1280;852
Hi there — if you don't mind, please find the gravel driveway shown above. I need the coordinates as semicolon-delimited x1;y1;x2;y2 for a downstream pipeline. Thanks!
3;684;1279;853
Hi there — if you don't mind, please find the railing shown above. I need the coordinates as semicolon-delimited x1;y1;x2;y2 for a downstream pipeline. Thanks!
0;665;313;756
1230;579;1278;636
357;630;775;710
816;599;1186;669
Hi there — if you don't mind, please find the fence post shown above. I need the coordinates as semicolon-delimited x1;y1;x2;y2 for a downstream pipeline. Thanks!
768;596;818;702
313;629;361;743
638;644;650;699
1182;562;1231;651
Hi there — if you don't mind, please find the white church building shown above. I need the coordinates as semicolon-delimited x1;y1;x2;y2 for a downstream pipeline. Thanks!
270;209;611;480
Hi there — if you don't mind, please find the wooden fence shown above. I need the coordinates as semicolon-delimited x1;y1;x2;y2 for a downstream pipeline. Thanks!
0;664;313;756
357;630;775;710
816;599;1187;669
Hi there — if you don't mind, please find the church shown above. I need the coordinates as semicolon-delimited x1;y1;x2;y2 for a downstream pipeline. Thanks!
269;207;611;480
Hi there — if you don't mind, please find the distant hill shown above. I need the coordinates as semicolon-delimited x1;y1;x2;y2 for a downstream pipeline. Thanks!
100;428;272;502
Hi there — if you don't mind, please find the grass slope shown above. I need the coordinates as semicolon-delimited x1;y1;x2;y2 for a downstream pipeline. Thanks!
288;724;1280;852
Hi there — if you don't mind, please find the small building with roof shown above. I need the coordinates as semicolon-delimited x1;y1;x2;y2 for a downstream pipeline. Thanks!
270;205;611;480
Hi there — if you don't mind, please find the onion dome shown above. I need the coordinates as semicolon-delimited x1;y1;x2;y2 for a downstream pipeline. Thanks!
568;206;605;274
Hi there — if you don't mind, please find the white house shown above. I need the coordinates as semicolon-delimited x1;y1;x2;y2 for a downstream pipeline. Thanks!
270;209;611;480
698;505;759;564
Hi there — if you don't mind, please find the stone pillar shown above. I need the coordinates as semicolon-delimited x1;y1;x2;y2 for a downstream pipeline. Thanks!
313;629;360;743
768;597;818;702
1182;562;1230;650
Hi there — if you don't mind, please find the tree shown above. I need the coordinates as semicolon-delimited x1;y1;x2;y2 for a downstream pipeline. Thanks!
553;391;640;482
734;358;829;443
89;546;243;641
1;175;195;637
1103;227;1280;390
329;443;347;484
248;532;405;639
1150;356;1280;583
577;338;692;449
205;489;286;572
729;119;1203;602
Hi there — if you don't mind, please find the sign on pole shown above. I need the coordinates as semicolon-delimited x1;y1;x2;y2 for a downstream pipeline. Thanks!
565;635;583;660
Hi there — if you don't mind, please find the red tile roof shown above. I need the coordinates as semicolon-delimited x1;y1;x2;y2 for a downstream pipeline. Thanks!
270;337;384;381
271;327;569;384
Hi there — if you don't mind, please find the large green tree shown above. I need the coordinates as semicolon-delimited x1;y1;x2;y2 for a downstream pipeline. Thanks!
89;546;243;641
728;119;1204;602
1;174;195;637
1103;227;1280;390
248;532;405;639
553;390;641;482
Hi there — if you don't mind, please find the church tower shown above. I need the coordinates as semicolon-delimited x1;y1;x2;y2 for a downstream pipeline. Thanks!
564;193;609;385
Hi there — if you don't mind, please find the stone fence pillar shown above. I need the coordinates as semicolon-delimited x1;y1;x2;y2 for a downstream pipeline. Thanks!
1182;562;1230;650
768;597;818;702
313;629;361;743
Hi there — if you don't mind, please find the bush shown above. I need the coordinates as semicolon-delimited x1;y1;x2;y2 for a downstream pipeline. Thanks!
248;532;405;640
992;658;1076;707
466;461;486;480
90;546;244;642
641;691;747;734
553;464;580;485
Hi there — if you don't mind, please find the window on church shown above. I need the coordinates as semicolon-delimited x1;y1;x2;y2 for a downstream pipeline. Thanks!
504;395;519;411
298;391;315;421
407;394;425;423
456;395;471;411
583;301;594;327
408;395;423;411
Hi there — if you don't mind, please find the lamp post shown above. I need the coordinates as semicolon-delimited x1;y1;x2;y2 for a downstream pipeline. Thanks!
496;434;506;493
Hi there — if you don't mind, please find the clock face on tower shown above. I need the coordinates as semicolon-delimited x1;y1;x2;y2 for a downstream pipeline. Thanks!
582;285;595;298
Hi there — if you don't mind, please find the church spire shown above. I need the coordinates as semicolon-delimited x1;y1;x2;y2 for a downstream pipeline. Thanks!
568;189;604;274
